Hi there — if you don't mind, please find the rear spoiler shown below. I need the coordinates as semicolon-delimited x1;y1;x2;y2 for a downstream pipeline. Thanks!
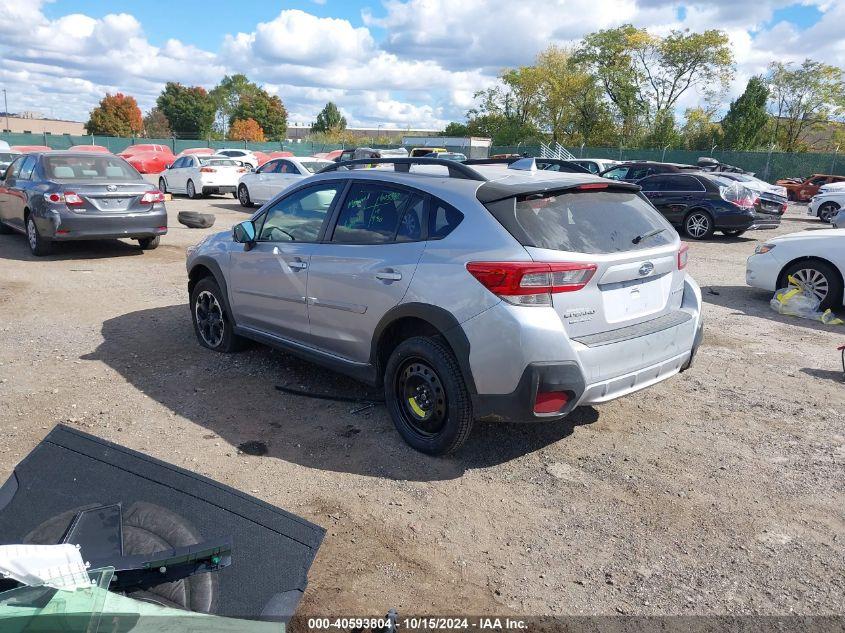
476;179;641;204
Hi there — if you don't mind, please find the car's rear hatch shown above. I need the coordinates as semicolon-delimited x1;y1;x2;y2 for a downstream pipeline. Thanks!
480;183;687;340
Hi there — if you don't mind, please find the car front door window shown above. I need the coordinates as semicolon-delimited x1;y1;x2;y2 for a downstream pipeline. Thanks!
257;183;341;242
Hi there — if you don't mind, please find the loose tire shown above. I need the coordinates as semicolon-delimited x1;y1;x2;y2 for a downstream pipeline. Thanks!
178;211;215;229
190;276;244;352
158;177;167;194
722;229;746;238
187;179;200;199
780;260;844;311
238;184;253;208
138;235;160;250
26;215;52;256
384;336;473;455
684;210;715;240
819;202;840;223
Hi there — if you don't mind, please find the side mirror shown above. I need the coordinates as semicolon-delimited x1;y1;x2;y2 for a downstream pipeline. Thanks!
166;163;173;170
233;220;256;244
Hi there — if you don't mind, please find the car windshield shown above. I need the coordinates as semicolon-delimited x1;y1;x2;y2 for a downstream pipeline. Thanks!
299;160;329;173
484;190;674;254
200;158;237;167
44;156;142;181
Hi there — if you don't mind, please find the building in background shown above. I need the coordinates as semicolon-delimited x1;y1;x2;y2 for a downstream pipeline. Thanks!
0;112;86;135
402;136;492;159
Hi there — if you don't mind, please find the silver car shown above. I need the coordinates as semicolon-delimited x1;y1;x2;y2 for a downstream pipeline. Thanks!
0;151;167;256
186;158;703;454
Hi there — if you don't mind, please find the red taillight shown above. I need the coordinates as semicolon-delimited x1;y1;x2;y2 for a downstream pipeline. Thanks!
677;242;689;270
780;203;787;215
534;390;570;414
45;193;62;203
575;183;608;190
200;167;216;173
63;191;84;206
140;190;165;204
466;261;596;306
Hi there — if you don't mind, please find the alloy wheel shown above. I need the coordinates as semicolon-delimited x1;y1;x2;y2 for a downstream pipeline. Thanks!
791;268;829;302
820;204;838;223
195;290;225;347
686;213;710;239
187;181;196;198
395;357;447;437
238;185;249;206
27;218;37;251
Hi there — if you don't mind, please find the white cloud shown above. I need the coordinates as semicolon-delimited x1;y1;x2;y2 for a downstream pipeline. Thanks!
0;0;841;131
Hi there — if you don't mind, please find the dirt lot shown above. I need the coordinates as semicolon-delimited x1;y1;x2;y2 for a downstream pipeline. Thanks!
0;195;843;622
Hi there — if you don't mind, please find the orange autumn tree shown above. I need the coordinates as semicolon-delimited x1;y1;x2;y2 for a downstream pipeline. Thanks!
85;93;143;137
227;118;265;142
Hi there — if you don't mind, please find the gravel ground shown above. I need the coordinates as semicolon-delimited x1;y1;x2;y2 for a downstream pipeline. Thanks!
0;195;843;623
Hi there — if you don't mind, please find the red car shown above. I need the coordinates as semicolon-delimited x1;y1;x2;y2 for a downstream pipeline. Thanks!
11;145;53;153
264;150;294;160
118;144;175;174
69;145;110;153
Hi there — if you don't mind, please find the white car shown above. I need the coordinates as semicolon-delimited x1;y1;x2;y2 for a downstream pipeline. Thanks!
808;187;845;223
747;230;845;310
568;158;618;175
236;156;332;207
215;149;260;169
833;209;845;229
158;155;247;199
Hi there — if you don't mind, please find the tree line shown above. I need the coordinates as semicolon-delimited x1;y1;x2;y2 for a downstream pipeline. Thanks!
442;25;845;153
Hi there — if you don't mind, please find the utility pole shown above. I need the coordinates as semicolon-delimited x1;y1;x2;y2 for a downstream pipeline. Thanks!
3;89;9;133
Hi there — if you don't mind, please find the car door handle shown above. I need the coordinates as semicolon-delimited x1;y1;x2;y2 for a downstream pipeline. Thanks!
375;270;402;281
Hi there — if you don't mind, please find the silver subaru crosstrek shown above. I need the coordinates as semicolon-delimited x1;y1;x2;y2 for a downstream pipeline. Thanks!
186;158;703;455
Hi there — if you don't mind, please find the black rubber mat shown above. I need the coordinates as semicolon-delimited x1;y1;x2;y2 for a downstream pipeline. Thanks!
0;425;324;620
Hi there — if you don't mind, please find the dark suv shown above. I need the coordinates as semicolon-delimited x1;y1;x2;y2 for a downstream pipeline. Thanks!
636;172;781;239
600;161;697;183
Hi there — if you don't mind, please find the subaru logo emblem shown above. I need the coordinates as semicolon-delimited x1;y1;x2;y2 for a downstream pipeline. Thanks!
638;261;654;276
107;184;117;192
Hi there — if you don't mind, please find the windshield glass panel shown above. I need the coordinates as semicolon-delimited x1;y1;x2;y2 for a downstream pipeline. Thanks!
299;160;328;173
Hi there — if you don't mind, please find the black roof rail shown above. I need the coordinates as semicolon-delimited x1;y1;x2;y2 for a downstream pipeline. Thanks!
464;157;591;174
318;157;488;181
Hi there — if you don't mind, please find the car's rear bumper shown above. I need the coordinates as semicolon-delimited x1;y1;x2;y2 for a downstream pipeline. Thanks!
463;276;703;423
38;208;168;241
202;185;236;195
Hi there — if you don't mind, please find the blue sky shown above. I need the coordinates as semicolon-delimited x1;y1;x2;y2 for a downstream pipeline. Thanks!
4;0;841;129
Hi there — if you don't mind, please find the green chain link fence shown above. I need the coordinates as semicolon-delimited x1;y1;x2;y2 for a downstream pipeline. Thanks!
489;145;844;182
2;132;842;181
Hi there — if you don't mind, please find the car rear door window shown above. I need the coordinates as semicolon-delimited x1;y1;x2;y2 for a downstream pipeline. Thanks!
331;183;420;244
660;175;704;192
638;176;667;192
627;166;651;180
601;166;628;180
18;156;37;180
257;183;341;242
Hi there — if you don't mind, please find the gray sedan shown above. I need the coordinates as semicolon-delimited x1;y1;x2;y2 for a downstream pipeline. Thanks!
0;151;167;256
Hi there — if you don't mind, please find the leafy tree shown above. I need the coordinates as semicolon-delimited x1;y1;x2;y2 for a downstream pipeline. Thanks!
766;59;845;152
85;93;143;137
641;109;680;148
680;107;721;150
575;25;734;136
441;122;469;136
156;83;216;139
312;102;347;134
142;107;171;138
721;76;769;150
228;118;265;142
231;91;287;141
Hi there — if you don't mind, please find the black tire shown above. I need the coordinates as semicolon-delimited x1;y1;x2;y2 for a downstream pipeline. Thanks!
722;229;746;237
384;336;473;455
178;211;215;229
26;214;52;256
190;276;244;352
158;177;168;194
684;210;715;240
187;179;200;199
780;259;844;311
819;202;840;223
237;183;253;208
138;235;160;250
0;220;12;234
232;191;238;199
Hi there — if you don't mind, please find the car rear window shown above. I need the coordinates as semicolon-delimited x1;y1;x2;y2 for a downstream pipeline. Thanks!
44;156;142;181
199;158;237;167
484;190;674;254
299;160;328;173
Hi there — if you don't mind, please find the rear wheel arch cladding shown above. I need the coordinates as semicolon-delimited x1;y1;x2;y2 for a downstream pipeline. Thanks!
189;259;236;325
372;305;477;394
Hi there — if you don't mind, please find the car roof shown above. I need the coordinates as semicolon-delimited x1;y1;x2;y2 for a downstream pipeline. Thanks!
30;151;124;159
